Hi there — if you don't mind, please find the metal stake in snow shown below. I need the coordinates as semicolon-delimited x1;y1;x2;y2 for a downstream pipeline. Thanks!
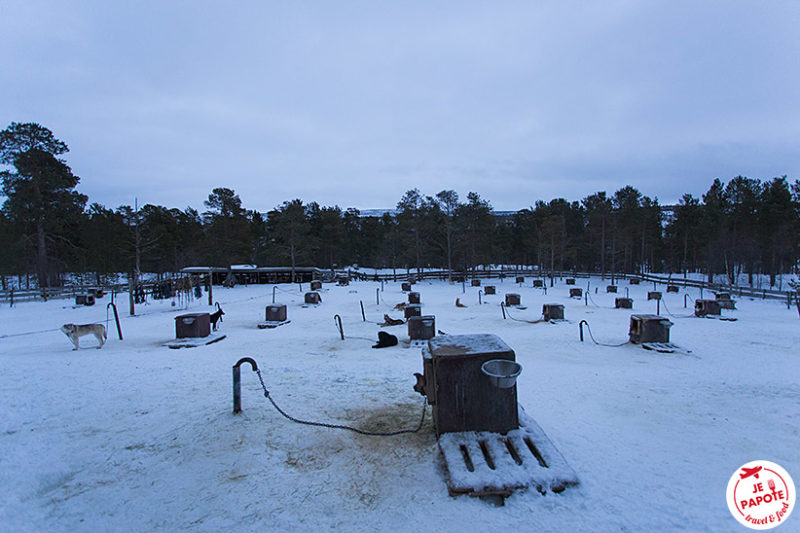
106;302;123;340
334;314;344;340
233;357;259;414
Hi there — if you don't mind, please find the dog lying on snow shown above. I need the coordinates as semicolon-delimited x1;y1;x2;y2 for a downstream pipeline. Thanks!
380;314;404;326
61;323;106;350
372;331;398;349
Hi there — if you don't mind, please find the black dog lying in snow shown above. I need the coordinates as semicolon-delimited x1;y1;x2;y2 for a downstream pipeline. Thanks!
372;331;398;349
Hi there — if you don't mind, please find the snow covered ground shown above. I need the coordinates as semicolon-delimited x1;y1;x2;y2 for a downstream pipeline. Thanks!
1;278;798;532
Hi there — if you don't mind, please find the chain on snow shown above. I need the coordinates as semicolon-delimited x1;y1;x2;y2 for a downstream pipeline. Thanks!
254;369;426;437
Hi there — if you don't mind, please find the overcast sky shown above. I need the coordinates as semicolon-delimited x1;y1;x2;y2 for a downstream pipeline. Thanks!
1;1;798;213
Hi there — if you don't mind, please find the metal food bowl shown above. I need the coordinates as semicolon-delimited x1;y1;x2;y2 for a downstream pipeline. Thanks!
481;359;522;388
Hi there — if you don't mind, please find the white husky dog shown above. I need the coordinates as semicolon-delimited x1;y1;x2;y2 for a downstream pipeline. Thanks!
61;323;107;350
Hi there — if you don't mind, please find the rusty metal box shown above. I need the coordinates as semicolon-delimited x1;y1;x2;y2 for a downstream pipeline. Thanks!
175;313;210;338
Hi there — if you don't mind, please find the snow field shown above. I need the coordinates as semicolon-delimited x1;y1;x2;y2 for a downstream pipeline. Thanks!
1;278;798;532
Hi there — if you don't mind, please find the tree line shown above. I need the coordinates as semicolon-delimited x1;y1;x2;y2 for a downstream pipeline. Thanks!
1;122;799;289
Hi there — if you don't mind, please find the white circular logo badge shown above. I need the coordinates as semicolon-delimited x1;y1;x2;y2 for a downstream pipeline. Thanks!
727;460;795;529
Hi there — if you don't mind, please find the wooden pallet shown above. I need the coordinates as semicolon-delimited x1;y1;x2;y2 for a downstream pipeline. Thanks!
641;342;691;354
257;320;291;329
165;333;226;349
704;315;737;322
438;407;579;498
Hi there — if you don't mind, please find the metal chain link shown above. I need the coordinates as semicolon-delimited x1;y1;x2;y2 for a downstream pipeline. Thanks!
254;369;427;437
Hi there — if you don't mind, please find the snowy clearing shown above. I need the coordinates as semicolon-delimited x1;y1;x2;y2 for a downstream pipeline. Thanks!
1;278;798;532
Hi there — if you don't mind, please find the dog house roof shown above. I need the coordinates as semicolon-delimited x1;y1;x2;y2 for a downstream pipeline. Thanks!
427;334;513;359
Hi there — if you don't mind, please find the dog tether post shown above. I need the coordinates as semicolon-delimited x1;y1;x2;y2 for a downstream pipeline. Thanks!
233;357;259;414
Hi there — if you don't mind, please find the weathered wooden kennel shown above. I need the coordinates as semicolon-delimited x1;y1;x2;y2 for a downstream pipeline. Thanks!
647;291;662;301
258;304;290;329
533;279;544;288
694;299;721;317
630;278;641;285
715;293;736;310
484;286;496;295
75;294;95;306
666;285;679;293
401;282;412;292
569;288;582;298
505;293;521;306
542;304;564;321
415;334;519;436
606;285;618;293
88;288;104;298
628;315;672;344
404;304;422;319
413;334;579;499
310;280;322;291
471;279;481;287
408;291;421;304
565;278;576;285
266;304;287;322
615;297;633;309
175;313;211;338
408;315;436;341
516;276;525;283
304;292;321;305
